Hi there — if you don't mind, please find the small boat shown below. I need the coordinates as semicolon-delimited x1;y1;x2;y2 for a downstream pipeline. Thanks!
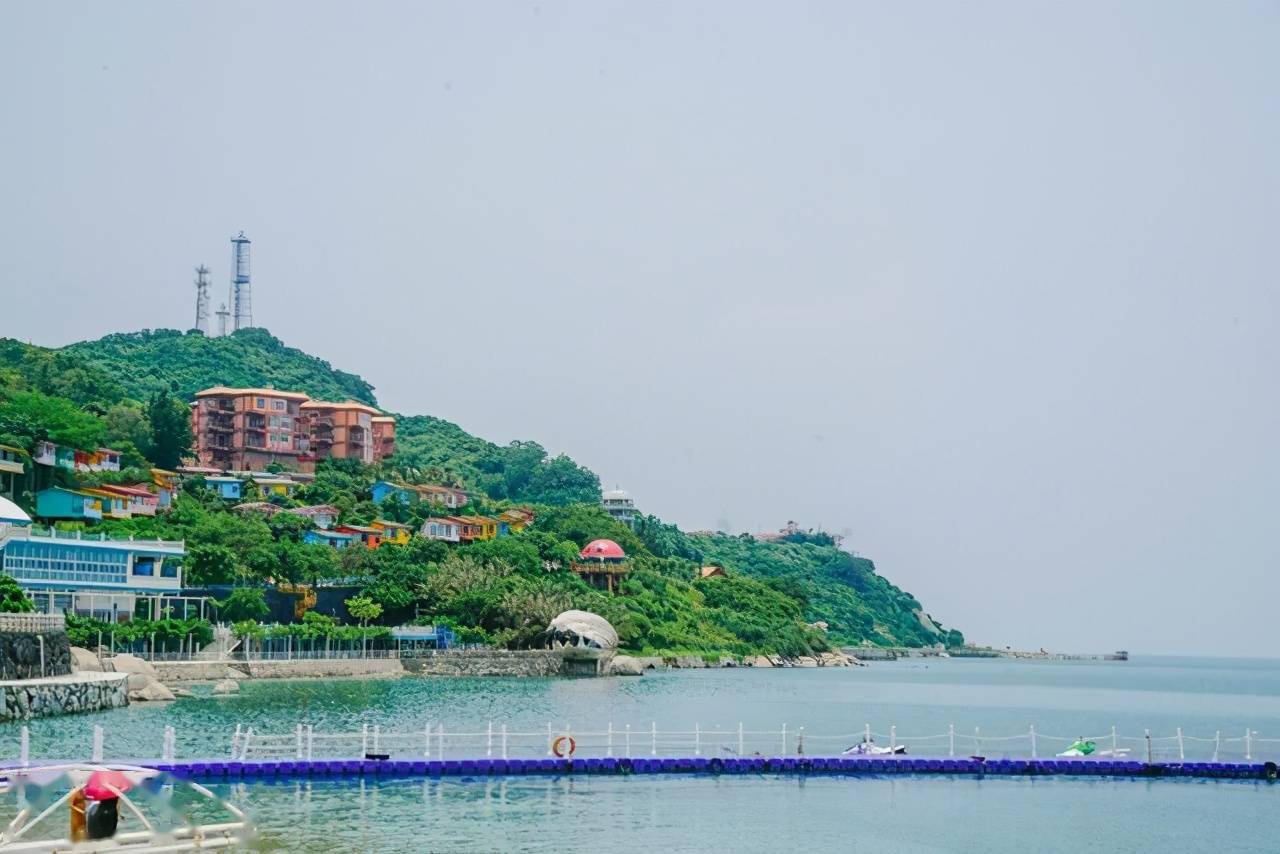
843;738;907;756
1056;740;1131;759
0;763;252;851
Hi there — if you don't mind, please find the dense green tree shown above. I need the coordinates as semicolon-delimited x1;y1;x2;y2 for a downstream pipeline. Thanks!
213;587;270;622
345;596;383;626
0;575;34;612
0;390;106;450
146;390;193;469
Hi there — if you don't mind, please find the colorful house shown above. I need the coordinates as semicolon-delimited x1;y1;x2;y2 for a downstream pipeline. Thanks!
499;508;535;533
151;469;178;510
333;524;383;550
248;475;298;498
35;487;104;521
451;515;499;542
34;442;76;470
371;481;468;510
285;505;340;529
303;529;357;549
97;484;159;517
202;476;244;501
81;488;131;520
370;519;412;545
74;449;122;473
420;518;461;543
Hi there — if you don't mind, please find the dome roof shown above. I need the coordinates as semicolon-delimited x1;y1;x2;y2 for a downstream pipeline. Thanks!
0;496;31;525
547;610;619;650
602;489;630;501
580;538;626;560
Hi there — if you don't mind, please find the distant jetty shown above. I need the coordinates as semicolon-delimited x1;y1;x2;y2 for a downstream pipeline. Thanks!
846;645;1128;662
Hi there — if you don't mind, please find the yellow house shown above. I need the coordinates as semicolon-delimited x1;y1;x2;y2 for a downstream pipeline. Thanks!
250;475;298;498
81;488;131;519
499;508;535;533
371;519;412;545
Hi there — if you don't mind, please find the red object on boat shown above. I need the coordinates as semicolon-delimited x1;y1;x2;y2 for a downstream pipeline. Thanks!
84;770;133;801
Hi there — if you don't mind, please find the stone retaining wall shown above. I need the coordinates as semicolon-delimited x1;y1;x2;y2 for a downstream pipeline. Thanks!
152;661;246;682
0;672;128;720
403;650;564;678
0;629;72;680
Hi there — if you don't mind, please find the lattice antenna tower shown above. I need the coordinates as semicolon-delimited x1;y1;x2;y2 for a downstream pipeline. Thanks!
193;264;211;333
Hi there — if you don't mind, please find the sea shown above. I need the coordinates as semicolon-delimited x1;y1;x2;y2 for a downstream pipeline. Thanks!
4;655;1279;852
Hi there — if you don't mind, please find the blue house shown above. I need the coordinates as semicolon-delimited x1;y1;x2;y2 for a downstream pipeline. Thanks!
35;487;104;521
303;529;357;549
203;476;244;501
370;480;415;506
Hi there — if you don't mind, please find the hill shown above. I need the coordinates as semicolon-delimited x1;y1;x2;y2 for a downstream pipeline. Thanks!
61;328;378;405
0;327;962;652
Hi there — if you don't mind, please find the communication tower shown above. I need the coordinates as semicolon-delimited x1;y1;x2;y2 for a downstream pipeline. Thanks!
230;231;252;330
193;264;211;333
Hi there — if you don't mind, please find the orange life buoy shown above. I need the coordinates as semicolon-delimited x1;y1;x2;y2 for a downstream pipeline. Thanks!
552;735;577;758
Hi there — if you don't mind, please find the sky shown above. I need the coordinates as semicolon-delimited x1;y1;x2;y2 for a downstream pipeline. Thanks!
1;2;1277;656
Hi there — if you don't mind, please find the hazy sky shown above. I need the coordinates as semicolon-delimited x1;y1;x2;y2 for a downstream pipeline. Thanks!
2;2;1277;656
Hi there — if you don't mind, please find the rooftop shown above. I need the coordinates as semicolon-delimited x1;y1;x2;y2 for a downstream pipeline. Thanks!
194;386;311;401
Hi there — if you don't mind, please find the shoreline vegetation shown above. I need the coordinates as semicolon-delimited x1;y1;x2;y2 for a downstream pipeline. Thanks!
0;328;964;661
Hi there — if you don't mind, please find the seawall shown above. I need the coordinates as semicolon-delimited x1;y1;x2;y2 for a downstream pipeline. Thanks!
153;659;405;682
402;650;563;678
0;672;128;720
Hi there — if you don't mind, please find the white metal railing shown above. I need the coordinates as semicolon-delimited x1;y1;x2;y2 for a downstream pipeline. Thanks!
24;527;184;549
17;722;1277;766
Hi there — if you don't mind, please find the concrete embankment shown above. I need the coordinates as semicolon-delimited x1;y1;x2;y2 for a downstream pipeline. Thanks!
154;658;404;682
0;671;128;720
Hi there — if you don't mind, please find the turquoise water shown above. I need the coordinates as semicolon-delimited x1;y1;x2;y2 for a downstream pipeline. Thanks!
7;656;1279;761
3;657;1279;851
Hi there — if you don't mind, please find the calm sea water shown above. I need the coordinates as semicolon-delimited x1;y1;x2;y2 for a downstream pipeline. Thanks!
3;656;1278;851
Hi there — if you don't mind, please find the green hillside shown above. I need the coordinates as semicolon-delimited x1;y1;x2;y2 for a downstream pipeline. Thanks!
0;327;962;653
62;328;378;405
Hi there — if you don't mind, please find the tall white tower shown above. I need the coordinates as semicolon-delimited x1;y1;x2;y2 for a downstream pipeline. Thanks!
193;264;211;333
230;231;252;330
216;303;230;337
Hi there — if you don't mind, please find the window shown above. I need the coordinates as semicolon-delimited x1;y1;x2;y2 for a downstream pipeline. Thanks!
270;416;280;428
161;562;178;578
133;558;155;577
272;399;286;410
256;397;265;409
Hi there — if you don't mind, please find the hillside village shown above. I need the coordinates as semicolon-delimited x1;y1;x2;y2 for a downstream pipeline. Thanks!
0;329;963;658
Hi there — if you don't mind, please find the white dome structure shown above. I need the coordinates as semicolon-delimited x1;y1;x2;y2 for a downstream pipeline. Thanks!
0;496;31;526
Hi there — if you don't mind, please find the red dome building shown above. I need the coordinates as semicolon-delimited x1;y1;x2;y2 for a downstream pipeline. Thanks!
573;539;631;593
580;539;627;562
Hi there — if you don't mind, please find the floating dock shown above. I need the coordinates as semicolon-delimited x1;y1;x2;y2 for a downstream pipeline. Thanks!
133;755;1277;782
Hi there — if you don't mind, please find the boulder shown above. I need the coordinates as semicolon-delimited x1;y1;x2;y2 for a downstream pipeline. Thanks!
171;687;197;698
69;647;102;673
127;672;153;691
794;656;819;667
128;677;175;702
110;653;157;678
747;655;774;668
608;655;644;676
212;679;240;695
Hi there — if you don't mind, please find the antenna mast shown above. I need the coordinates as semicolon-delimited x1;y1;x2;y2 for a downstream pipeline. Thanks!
193;264;211;333
230;231;252;330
